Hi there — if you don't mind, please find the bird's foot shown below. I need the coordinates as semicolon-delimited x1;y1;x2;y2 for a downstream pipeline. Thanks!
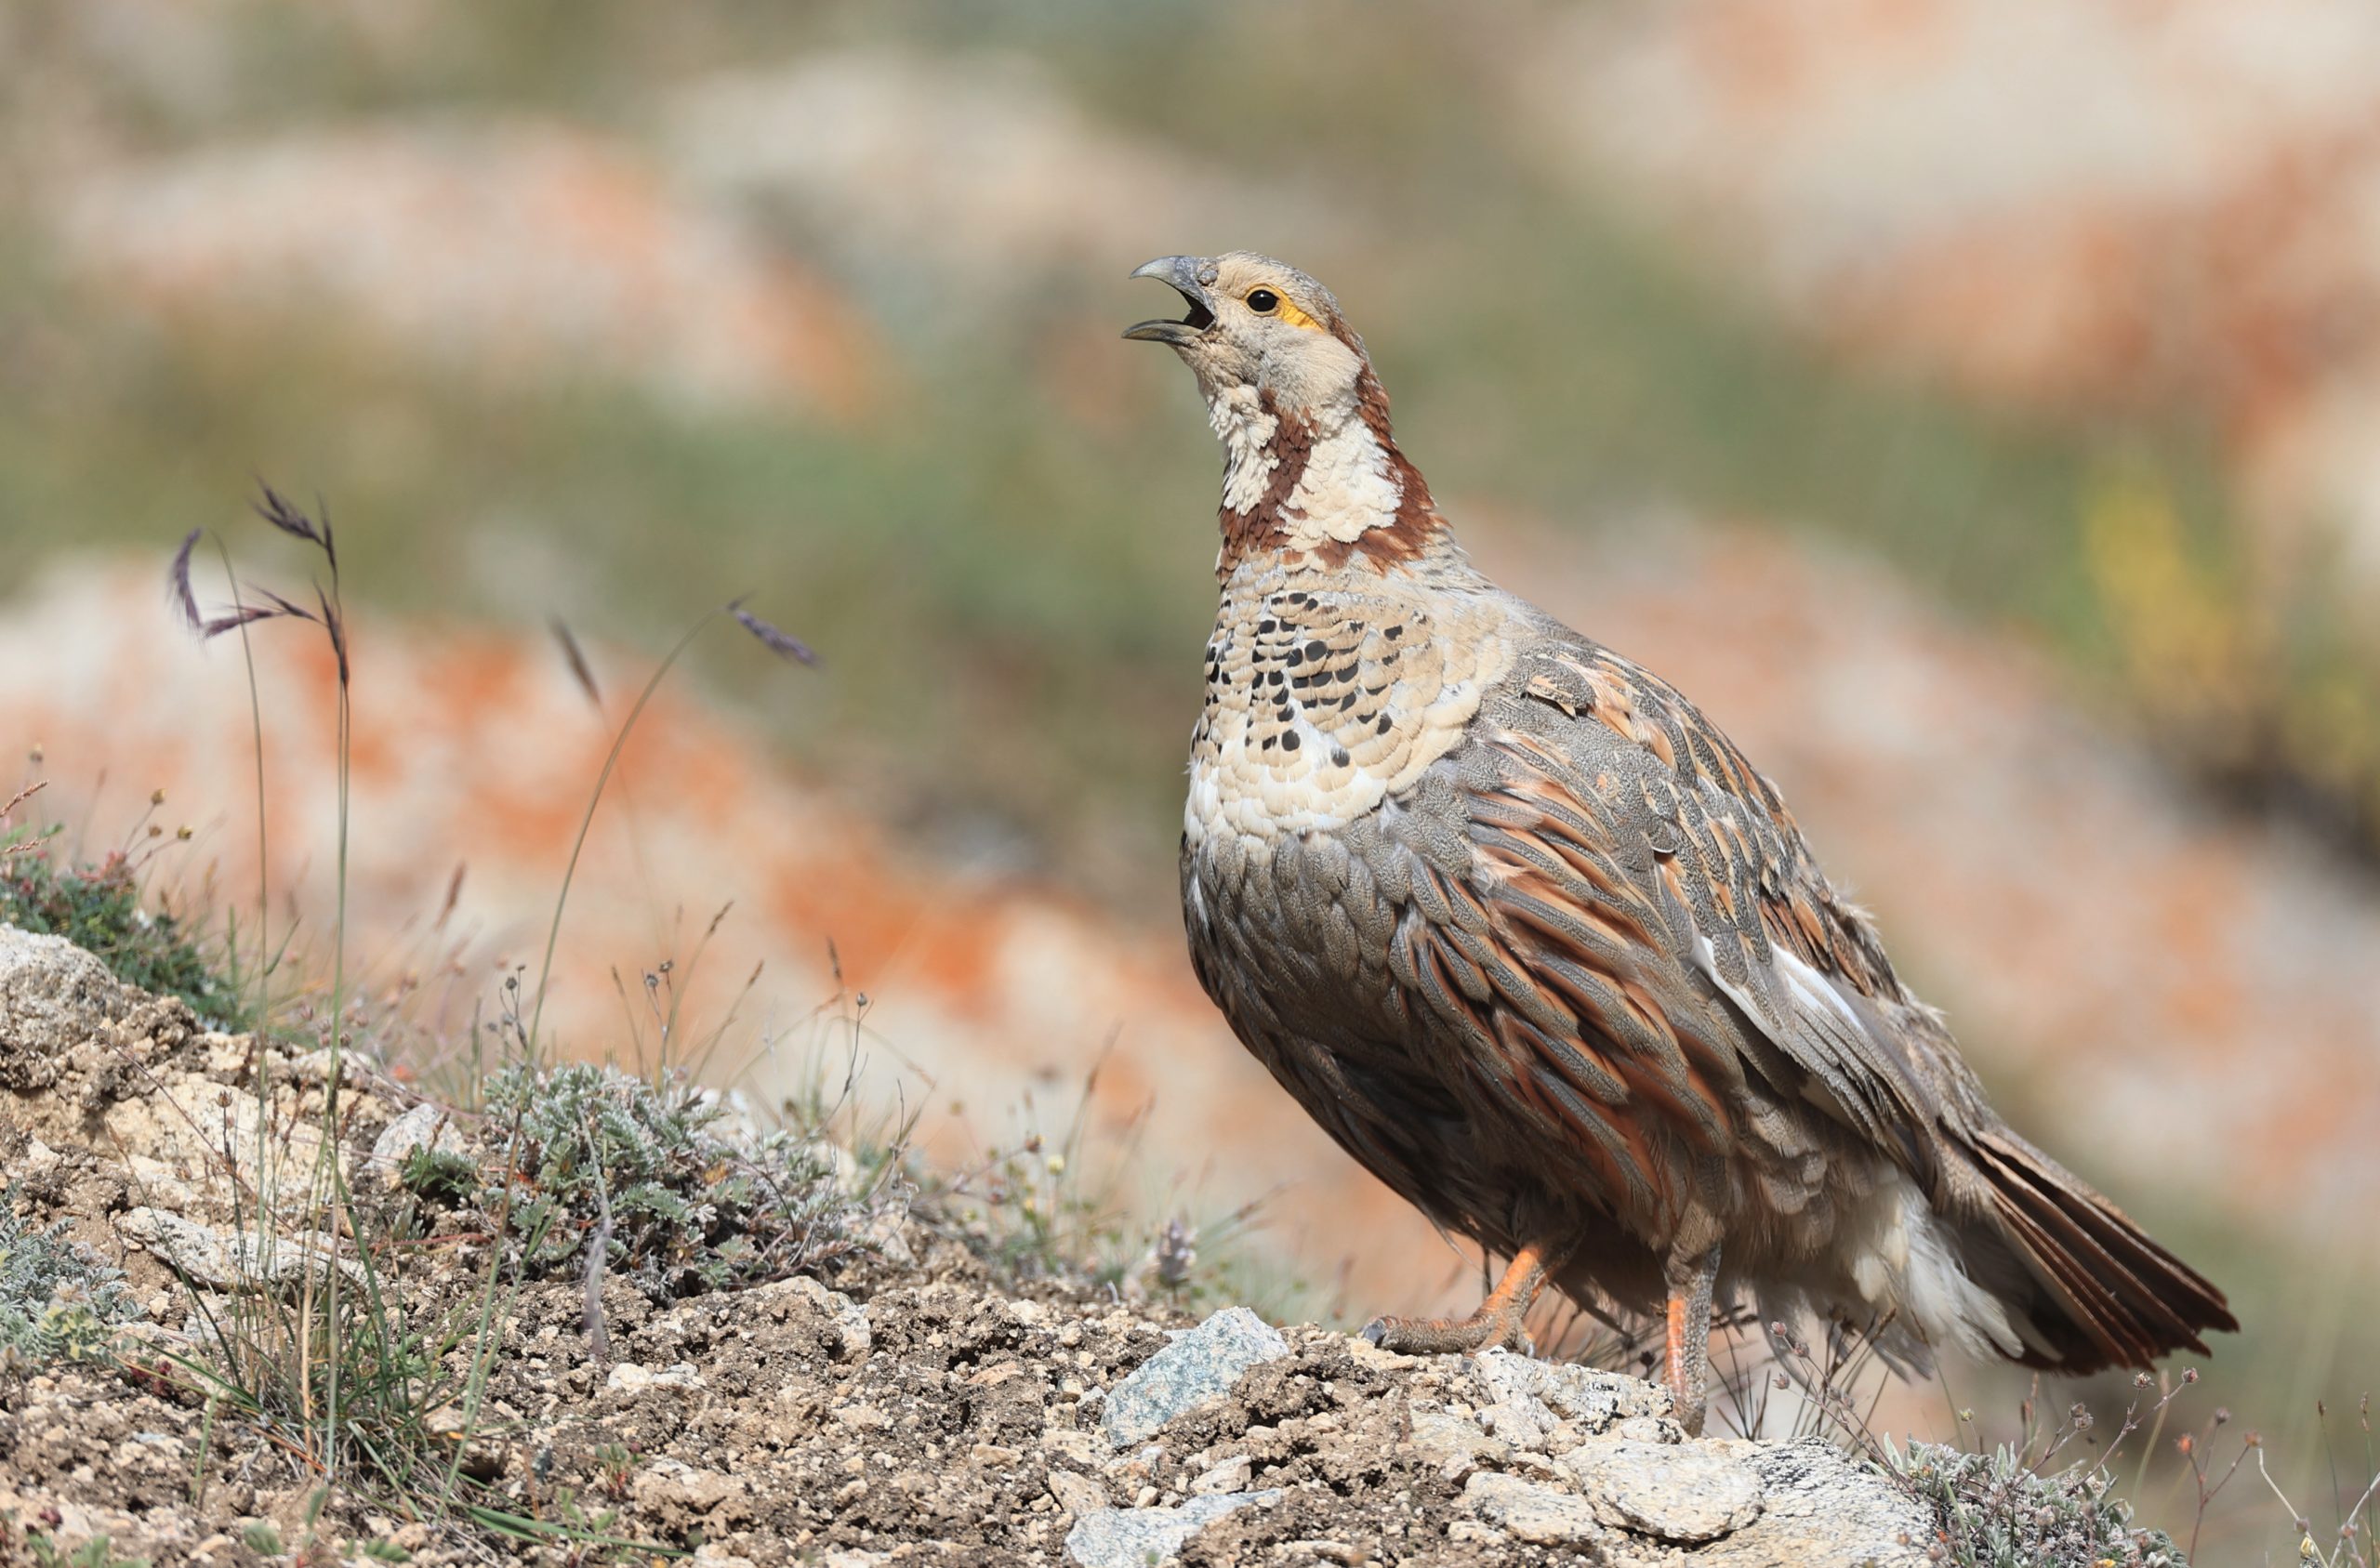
1361;1304;1533;1357
1359;1241;1561;1358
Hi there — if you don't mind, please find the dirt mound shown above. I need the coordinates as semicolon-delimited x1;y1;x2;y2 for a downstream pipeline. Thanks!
0;924;1979;1566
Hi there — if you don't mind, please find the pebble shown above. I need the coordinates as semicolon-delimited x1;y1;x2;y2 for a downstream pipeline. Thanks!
1189;1455;1251;1495
1047;1470;1107;1518
605;1362;705;1393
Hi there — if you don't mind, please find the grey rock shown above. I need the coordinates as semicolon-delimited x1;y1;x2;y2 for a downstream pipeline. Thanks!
1476;1390;1557;1450
367;1101;471;1188
0;925;125;1087
1461;1471;1606;1547
1684;1440;1934;1567
1562;1437;1763;1543
1102;1305;1289;1447
116;1206;364;1295
1064;1489;1280;1568
789;1272;873;1362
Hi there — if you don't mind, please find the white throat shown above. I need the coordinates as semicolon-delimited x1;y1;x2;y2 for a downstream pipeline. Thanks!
1208;383;1404;552
1210;384;1279;514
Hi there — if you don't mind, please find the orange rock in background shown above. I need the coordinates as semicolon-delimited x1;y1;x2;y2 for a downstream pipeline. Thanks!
50;120;875;417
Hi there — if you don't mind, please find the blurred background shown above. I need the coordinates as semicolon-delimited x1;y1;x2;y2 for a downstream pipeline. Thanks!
5;0;2378;1551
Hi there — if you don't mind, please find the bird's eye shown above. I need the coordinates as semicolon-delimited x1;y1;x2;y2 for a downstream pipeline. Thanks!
1246;288;1280;315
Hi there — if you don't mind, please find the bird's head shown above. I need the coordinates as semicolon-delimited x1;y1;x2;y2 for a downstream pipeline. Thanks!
1123;253;1374;427
1126;251;1447;575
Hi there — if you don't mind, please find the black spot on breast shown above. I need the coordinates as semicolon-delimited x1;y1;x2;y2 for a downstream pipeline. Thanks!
1331;747;1351;767
1282;731;1302;752
1376;715;1393;734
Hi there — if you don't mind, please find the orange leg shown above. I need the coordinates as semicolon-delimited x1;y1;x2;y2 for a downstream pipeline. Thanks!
1660;1243;1721;1435
1362;1241;1566;1356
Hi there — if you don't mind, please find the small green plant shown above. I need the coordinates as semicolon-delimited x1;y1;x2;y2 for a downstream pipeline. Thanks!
24;1532;151;1568
1888;1428;2189;1567
239;1523;283;1556
396;1142;480;1206
0;1194;136;1370
543;1490;628;1568
0;826;248;1029
464;1058;888;1299
590;1442;638;1503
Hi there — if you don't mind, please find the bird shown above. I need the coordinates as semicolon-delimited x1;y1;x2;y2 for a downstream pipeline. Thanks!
1126;252;2236;1434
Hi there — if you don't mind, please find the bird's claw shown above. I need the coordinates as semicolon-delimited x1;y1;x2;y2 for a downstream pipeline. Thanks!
1359;1311;1531;1358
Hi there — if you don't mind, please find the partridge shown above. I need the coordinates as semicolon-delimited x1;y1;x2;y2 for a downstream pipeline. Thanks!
1128;253;2235;1432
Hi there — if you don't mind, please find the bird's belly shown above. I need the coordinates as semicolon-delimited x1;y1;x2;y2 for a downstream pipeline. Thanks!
1178;815;1485;1232
1183;718;1393;852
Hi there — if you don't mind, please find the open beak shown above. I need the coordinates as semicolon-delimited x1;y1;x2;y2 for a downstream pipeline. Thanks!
1123;256;1217;345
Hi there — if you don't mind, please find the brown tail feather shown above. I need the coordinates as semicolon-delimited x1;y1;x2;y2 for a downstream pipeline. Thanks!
1972;1131;2237;1374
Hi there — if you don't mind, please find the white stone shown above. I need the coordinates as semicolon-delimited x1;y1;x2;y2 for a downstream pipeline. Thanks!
1188;1456;1250;1496
605;1362;705;1394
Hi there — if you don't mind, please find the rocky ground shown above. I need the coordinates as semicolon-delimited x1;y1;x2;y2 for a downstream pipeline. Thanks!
0;921;2013;1568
